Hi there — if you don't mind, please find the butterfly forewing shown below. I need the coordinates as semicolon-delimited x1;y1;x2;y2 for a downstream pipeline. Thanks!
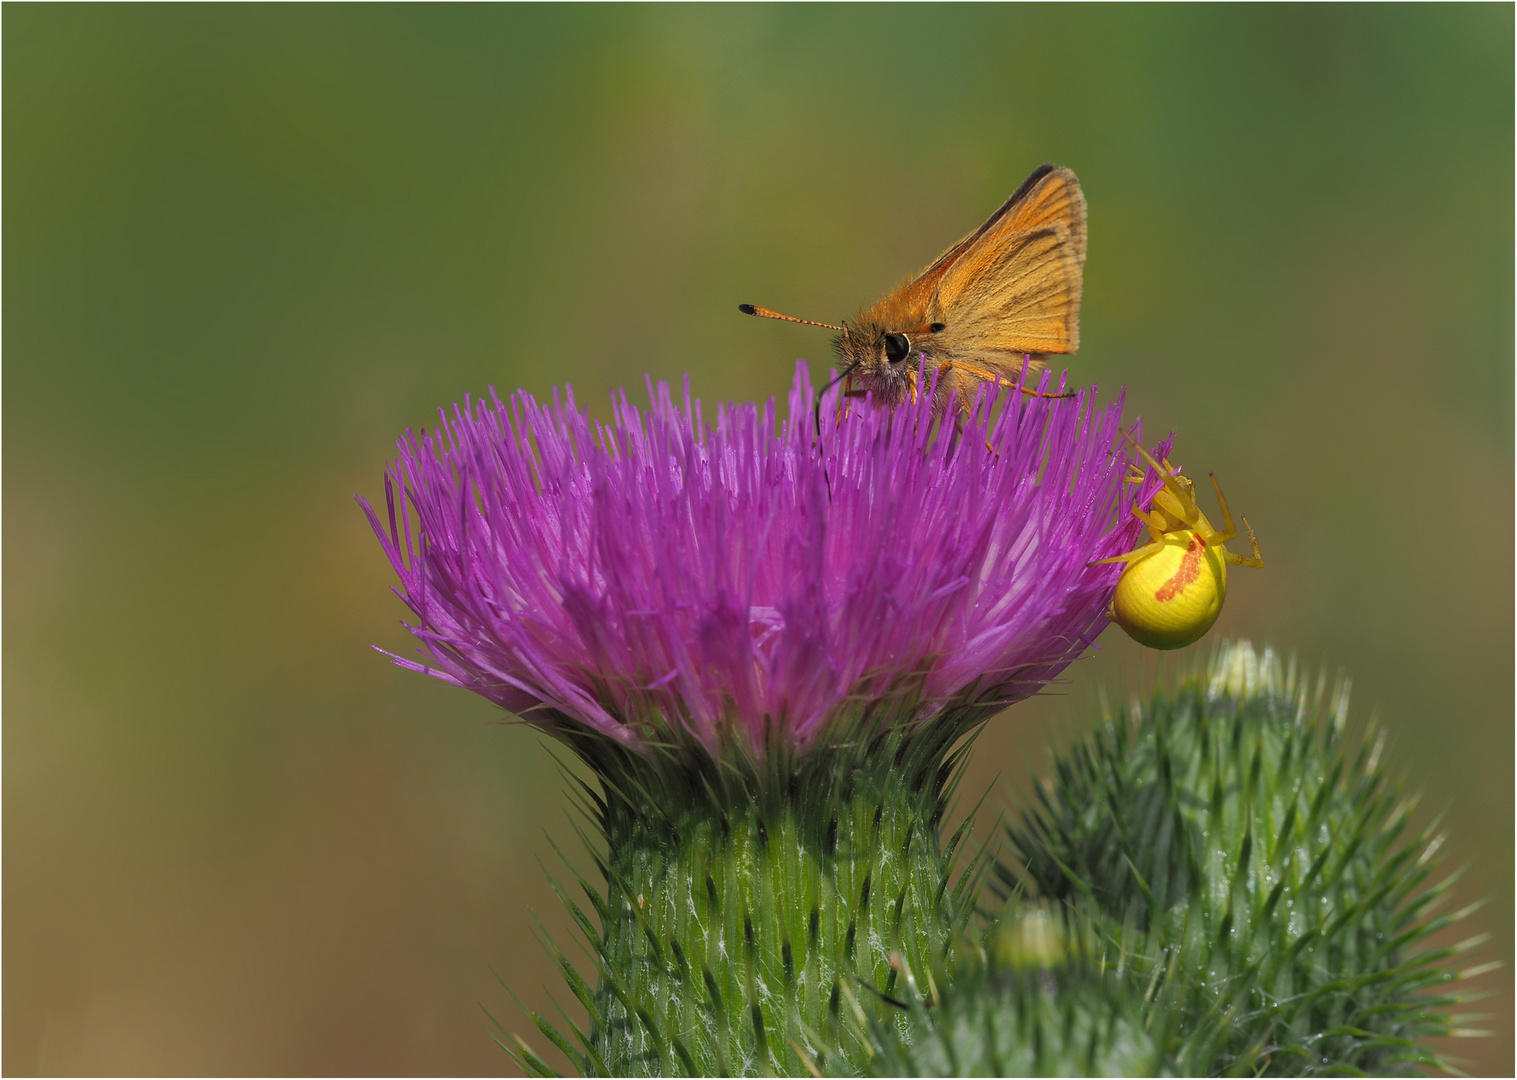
935;225;1083;355
929;166;1087;359
891;165;1062;316
994;165;1086;263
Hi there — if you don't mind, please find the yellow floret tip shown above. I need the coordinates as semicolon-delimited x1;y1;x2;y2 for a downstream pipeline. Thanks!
994;906;1069;970
1110;529;1228;650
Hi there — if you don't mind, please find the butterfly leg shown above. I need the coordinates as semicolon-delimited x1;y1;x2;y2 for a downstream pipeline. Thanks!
834;373;858;424
942;398;993;452
1014;383;1077;400
931;362;996;449
1013;358;1076;400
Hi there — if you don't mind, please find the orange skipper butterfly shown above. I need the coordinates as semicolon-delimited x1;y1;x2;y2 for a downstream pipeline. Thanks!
742;163;1087;414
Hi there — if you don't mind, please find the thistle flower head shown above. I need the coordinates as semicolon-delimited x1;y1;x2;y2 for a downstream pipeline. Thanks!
361;364;1164;755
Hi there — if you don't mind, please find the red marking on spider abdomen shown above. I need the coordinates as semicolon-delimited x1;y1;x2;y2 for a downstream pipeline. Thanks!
1154;534;1206;602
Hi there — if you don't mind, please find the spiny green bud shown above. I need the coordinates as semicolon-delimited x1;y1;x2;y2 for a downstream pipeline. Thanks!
1002;640;1477;1075
865;904;1182;1077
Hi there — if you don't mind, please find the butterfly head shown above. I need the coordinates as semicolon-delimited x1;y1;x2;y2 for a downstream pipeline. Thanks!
833;319;947;404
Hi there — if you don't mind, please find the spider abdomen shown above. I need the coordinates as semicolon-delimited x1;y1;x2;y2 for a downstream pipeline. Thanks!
1109;530;1229;650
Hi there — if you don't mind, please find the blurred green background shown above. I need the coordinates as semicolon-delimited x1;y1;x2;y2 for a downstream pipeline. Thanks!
5;5;1511;1075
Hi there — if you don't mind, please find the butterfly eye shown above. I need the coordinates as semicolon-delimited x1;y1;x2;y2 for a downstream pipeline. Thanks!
883;333;911;363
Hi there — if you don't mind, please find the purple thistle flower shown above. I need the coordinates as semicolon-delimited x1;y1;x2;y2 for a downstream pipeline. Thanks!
360;363;1167;755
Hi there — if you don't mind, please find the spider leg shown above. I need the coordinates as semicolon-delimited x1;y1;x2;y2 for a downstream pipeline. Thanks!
1131;505;1169;535
1153;487;1200;526
1122;432;1200;520
1206;472;1241;544
1222;515;1264;568
1090;538;1167;567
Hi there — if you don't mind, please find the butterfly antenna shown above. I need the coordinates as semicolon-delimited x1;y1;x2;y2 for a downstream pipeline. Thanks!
738;304;844;332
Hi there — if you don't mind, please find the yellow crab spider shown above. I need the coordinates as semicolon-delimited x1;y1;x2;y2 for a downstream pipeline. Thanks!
1092;435;1263;650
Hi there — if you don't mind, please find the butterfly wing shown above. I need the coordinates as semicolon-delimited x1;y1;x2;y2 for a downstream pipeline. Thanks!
927;166;1087;358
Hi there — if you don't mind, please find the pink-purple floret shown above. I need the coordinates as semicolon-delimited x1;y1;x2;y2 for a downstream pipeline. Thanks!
360;363;1167;754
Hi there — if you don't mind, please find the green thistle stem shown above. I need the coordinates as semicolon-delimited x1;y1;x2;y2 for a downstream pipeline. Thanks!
527;712;989;1077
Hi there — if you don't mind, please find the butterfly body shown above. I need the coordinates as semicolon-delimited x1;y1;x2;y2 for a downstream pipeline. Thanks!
743;164;1089;415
